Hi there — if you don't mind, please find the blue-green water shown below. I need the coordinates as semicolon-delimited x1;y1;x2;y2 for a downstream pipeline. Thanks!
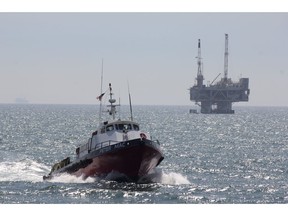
1;104;288;204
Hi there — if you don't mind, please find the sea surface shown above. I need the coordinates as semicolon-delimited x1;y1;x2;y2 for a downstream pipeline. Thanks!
1;104;288;204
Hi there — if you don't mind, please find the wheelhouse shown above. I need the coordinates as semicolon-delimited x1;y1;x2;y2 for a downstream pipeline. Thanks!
98;121;140;134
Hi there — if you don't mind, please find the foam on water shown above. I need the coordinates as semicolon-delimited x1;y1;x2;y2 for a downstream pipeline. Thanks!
48;169;191;185
150;169;191;185
0;155;190;185
0;158;50;182
159;172;191;185
48;173;96;183
0;151;95;184
137;168;191;185
0;150;190;185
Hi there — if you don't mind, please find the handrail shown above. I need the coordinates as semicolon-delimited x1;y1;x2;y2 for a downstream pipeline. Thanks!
79;137;161;155
93;140;120;150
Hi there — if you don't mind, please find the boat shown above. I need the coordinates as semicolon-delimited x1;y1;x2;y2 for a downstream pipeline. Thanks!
43;83;164;182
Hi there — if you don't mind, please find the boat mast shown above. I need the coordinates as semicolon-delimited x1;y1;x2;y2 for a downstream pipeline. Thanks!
107;83;117;120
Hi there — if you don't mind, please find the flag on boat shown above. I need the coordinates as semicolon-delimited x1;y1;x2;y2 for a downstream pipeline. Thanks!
97;93;105;101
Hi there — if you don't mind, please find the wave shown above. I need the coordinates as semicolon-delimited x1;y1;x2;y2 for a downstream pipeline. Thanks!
0;158;190;185
158;171;191;185
48;173;96;183
140;169;191;185
0;158;50;182
46;169;191;185
0;151;190;185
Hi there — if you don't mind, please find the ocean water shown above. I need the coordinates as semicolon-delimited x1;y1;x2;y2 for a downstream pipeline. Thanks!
0;104;288;204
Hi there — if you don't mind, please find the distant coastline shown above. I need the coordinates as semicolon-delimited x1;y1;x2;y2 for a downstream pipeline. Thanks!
14;98;29;104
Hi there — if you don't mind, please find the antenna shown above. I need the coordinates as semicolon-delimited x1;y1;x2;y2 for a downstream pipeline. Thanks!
118;96;121;120
99;59;104;123
127;81;133;121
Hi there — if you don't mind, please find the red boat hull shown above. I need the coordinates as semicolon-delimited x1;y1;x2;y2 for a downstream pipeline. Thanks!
45;138;164;182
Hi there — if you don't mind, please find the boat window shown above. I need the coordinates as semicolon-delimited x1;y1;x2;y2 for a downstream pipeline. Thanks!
118;123;132;131
106;125;114;132
100;127;105;134
118;124;123;131
115;124;119;130
133;124;139;131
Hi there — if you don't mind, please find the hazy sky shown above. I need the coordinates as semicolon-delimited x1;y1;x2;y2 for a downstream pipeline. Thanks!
0;12;287;106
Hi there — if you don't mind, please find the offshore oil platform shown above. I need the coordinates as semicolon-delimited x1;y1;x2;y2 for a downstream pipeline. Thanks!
190;34;250;114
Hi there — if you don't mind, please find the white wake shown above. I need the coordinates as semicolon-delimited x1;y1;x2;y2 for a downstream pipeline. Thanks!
158;172;191;185
48;173;96;183
139;169;191;185
0;158;50;182
0;152;190;185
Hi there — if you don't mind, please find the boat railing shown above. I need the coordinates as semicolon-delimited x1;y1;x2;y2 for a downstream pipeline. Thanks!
92;138;161;152
93;140;119;150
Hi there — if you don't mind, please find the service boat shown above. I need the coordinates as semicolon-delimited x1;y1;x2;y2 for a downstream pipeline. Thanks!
43;83;164;182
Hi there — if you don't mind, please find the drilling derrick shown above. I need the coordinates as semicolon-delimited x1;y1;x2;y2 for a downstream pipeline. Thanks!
189;34;250;114
223;33;229;84
196;39;204;87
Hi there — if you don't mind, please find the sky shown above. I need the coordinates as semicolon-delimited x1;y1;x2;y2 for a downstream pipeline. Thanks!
0;3;288;107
